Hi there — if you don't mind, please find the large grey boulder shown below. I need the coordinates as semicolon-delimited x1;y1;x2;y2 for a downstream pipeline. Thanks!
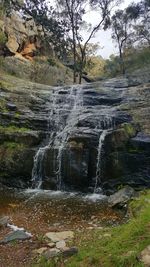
108;186;135;207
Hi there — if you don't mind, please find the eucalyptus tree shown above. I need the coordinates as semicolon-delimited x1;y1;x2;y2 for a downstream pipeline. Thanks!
134;0;150;46
111;4;140;74
57;0;119;83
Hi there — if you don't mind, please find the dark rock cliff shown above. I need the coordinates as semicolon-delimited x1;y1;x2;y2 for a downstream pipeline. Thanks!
0;72;150;193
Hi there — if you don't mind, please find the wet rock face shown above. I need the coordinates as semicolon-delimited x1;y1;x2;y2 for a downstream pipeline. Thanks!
0;74;150;193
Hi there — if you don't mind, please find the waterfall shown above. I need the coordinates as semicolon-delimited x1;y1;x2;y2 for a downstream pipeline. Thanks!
32;147;46;189
94;116;114;193
32;85;83;189
55;86;83;190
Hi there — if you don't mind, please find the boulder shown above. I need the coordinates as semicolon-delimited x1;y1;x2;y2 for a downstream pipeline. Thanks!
108;186;135;207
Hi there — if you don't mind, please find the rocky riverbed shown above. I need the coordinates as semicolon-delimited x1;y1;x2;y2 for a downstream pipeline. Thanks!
0;186;127;267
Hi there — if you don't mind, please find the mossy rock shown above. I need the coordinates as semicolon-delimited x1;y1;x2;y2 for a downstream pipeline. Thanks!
105;123;138;152
0;141;35;186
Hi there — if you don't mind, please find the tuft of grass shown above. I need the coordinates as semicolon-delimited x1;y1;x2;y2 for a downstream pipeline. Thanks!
1;141;25;150
0;125;31;134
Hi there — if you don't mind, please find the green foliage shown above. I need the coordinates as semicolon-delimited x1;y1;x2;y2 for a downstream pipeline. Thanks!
0;30;7;45
125;46;150;71
47;58;57;67
122;123;136;137
105;46;150;77
0;125;31;134
85;55;106;78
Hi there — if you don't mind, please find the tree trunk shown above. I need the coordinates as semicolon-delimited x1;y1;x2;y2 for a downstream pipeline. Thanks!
72;28;76;83
79;71;82;84
119;47;125;75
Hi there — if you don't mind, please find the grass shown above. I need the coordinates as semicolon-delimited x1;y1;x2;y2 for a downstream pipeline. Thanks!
67;191;150;267
35;190;150;267
1;141;26;150
0;125;31;134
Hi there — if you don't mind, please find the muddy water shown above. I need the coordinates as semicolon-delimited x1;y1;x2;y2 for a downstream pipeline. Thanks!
0;187;126;235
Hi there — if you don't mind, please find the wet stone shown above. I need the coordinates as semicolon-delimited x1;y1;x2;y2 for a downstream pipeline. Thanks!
6;103;17;111
0;230;31;244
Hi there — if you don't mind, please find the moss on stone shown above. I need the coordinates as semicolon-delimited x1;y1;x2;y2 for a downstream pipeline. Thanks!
122;123;137;138
0;141;27;167
0;99;7;112
0;80;12;91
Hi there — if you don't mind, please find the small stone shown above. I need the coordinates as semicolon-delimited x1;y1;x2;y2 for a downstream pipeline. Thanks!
0;216;9;228
0;230;31;244
45;231;74;242
56;240;66;249
47;242;55;248
139;245;150;266
35;247;47;254
44;248;60;259
62;247;78;258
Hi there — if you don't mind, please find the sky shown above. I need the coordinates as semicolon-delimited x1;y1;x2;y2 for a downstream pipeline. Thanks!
83;0;141;59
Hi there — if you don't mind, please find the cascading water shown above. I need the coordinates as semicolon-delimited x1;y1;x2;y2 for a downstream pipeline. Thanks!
94;116;115;193
32;85;83;189
31;81;120;193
